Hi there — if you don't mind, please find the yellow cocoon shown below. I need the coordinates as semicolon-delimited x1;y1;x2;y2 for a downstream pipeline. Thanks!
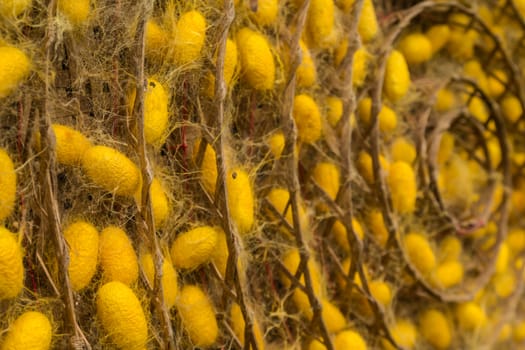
250;0;278;27
82;146;140;196
0;46;31;99
293;94;322;144
495;242;509;274
447;29;478;61
207;38;238;95
493;270;516;298
326;96;343;127
357;151;389;185
404;232;436;275
0;227;24;300
64;221;99;291
463;60;489;93
332;218;364;252
230;303;265;349
434;88;456;112
193;139;217;195
140;252;178;309
357;97;397;133
58;0;90;26
99;226;138;285
0;0;32;17
383;320;417;350
468;96;489;123
227;168;255;234
369;280;392;307
143;79;169;146
456;302;486;331
507;228;525;256
171;226;218;270
383;50;411;103
307;0;337;49
501;95;523;124
50;124;92;166
172;10;207;66
309;339;326;350
367;208;388;247
358;0;378;43
176;285;218;348
397;33;433;65
419;309;451;350
0;311;52;350
438;236;462;262
513;321;525;342
150;178;169;227
236;28;275;90
145;20;169;61
391;137;416;164
313;161;340;200
281;248;322;295
425;24;450;54
334;42;370;88
210;228;228;277
96;281;148;350
292;291;345;333
334;330;368;350
266;131;285;159
487;69;507;98
296;40;317;88
388;161;417;214
0;148;16;222
266;187;308;235
431;260;464;289
437;132;455;165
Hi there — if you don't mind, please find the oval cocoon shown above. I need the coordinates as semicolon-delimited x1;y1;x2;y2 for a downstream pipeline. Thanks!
57;0;90;26
144;79;169;146
383;319;417;350
236;28;275;90
227;168;255;234
296;40;316;88
173;11;207;66
82;145;140;196
334;329;367;350
358;0;378;42
0;227;24;300
313;161;340;200
404;232;436;276
230;303;265;349
0;0;31;17
388;161;416;214
266;187;309;236
250;0;278;27
176;285;218;347
96;281;148;350
207;38;239;96
293;94;322;144
51;124;92;166
0;46;31;99
64;221;99;291
397;33;433;65
145;20;169;61
193;139;217;195
419;309;451;349
210;228;228;277
383;50;411;102
0;311;52;350
307;0;336;49
0;148;16;222
99;226;138;285
140;253;178;309
171;226;218;269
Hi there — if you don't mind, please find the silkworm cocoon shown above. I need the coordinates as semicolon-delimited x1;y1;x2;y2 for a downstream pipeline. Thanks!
383;50;411;102
193;140;218;195
456;302;486;331
308;339;326;350
313;161;340;200
0;148;16;222
64;221;98;291
281;248;322;295
447;29;478;61
463;60;489;93
230;303;265;349
358;0;378;43
513;321;525;342
388;161;416;214
292;291;345;333
145;20;168;61
210;228;228;277
369;280;392;307
142;79;169;146
334;330;368;350
397;33;433;65
50;124;92;166
487;69;507;98
493;271;515;298
507;228;525;256
425;24;450;54
437;132;455;165
498;323;512;342
0;311;52;350
307;0;337;49
334;42;370;88
57;0;90;26
0;227;23;300
404;232;436;275
357;151;389;185
96;281;148;350
332;218;364;252
357;98;398;133
0;46;31;99
266;131;285;159
296;40;317;88
227;168;255;234
468;96;489;123
207;38;238;96
266;188;308;235
367;208;388;247
171;226;218;269
382;320;417;350
431;260;464;289
140;253;178;308
391;137;416;164
434;88;456;112
150;178;170;227
293;94;322;144
250;0;278;27
99;226;138;285
326;96;343;127
0;0;31;17
176;285;218;347
438;236;462;262
172;11;207;66
501;95;523;123
419;309;451;350
236;28;275;90
496;242;509;274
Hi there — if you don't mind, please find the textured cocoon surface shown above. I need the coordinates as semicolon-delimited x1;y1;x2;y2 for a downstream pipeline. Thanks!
99;226;138;285
171;226;218;269
293;94;322;144
96;281;148;350
0;46;31;99
0;0;32;17
383;50;411;102
313;161;340;200
387;161;416;214
296;40;317;88
193;139;217;194
230;303;265;349
250;0;278;27
50;124;92;166
419;309;452;349
0;148;16;222
81;145;140;196
0;311;52;350
140;252;178;308
404;232;436;275
307;0;336;49
227;168;255;234
207;39;238;96
176;285;218;347
397;33;433;65
382;320;417;350
143;79;169;146
358;0;378;43
64;221;99;291
57;0;90;26
172;11;207;66
0;227;24;300
211;228;228;277
266;187;309;236
334;329;368;350
236;28;275;90
145;20;168;61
